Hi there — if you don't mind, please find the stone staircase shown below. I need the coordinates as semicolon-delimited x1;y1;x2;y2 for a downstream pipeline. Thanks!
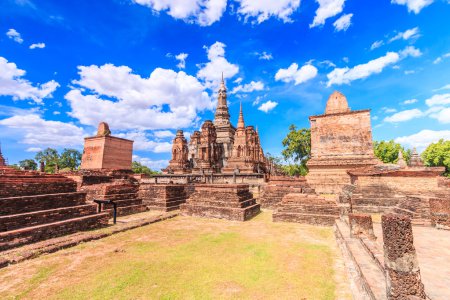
180;184;260;221
0;167;109;251
259;176;313;209
95;182;147;216
273;193;340;226
139;184;194;212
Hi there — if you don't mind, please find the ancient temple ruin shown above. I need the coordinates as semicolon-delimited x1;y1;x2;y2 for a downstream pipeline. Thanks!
164;76;266;175
0;144;6;167
81;122;133;170
306;91;380;194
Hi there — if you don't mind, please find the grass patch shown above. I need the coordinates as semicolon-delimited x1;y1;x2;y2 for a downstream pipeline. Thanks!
0;212;348;300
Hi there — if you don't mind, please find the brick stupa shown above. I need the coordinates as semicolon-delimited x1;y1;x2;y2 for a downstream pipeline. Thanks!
0;143;6;167
306;91;379;194
81;122;133;170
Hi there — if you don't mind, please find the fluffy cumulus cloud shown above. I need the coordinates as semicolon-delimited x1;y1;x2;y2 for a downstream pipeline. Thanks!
0;114;85;147
310;0;346;28
425;93;450;123
275;63;318;85
255;51;273;60
395;130;450;151
6;29;23;43
384;108;424;122
175;53;188;69
116;131;172;152
391;0;433;14
326;46;421;86
425;93;450;106
153;130;175;138
66;63;212;130
236;0;300;24
258;100;278;113
197;41;239;89
231;81;264;94
29;43;45;49
133;0;227;26
389;27;420;42
402;99;418;105
333;13;352;31
0;56;59;103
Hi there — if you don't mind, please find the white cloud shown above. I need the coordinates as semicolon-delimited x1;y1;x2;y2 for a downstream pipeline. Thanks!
133;0;227;26
310;0;346;28
236;0;301;24
395;130;450;151
333;13;352;31
153;130;175;139
258;100;278;113
384;108;424;122
6;29;23;44
404;70;415;75
26;147;43;152
252;95;264;106
29;43;45;49
197;41;239;89
66;63;212;130
382;107;397;113
434;84;450;91
0;114;85;147
391;0;433;14
0;56;59;104
175;53;188;69
116;131;171;152
389;27;420;42
425;93;450;106
327;46;421;86
255;51;273;60
402;99;418;105
234;77;243;84
433;52;450;64
370;40;384;50
428;107;450;124
399;46;422;58
275;63;318;85
231;81;264;94
133;155;169;171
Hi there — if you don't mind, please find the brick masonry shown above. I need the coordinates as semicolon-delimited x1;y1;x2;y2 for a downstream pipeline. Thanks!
180;184;260;221
381;214;426;300
429;198;450;229
139;183;194;211
349;213;376;240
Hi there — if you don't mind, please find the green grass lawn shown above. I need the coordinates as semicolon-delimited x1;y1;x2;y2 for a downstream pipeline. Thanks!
0;212;351;300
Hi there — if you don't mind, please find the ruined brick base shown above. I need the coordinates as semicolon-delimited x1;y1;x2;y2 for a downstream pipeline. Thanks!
273;193;340;226
0;166;109;251
430;198;450;230
259;176;313;209
139;183;194;211
180;184;260;221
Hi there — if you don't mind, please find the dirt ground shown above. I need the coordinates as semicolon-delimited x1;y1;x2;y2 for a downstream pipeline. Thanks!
0;211;352;300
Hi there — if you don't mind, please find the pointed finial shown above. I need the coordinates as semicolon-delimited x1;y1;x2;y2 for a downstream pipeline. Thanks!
237;102;245;129
221;72;224;83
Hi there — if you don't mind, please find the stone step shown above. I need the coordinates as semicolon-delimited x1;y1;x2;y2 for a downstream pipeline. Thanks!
0;204;98;232
185;198;256;209
180;203;260;221
104;204;147;217
273;212;338;226
0;213;110;251
102;198;143;208
100;193;138;201
145;199;186;210
0;192;88;216
276;204;340;215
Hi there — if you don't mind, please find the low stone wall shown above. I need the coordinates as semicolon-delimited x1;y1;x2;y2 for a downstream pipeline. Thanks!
348;213;376;240
429;198;450;230
259;176;312;209
139;183;194;211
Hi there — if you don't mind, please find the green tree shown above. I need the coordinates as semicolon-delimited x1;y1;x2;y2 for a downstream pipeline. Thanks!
281;164;308;177
373;140;411;164
59;148;82;171
35;148;60;173
19;159;37;170
421;139;450;177
281;125;311;173
132;161;160;175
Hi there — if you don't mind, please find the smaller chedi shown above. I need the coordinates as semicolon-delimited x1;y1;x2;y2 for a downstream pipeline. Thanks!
0;143;6;167
164;130;190;174
409;148;424;167
81;122;133;170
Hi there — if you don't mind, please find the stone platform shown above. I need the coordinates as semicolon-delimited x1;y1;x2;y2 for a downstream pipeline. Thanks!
180;184;260;221
0;167;109;251
259;176;313;209
139;183;194;212
273;193;340;226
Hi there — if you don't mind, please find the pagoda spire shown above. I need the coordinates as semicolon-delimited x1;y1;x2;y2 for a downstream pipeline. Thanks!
0;142;6;167
214;72;231;126
237;102;245;129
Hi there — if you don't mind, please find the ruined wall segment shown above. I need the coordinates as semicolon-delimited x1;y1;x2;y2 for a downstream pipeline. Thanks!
81;122;133;170
306;91;379;194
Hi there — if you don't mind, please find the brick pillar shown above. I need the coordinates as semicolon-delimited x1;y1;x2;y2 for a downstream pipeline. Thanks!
381;214;426;300
349;213;376;240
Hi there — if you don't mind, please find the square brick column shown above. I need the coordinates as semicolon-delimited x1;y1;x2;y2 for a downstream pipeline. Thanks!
349;213;376;240
381;214;426;300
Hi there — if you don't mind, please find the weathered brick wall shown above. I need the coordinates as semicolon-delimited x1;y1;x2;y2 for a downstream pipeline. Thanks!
139;183;193;211
81;136;133;170
259;176;311;209
348;213;376;240
429;198;450;229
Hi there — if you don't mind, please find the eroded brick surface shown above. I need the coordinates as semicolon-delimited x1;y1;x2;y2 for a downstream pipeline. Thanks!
349;213;376;240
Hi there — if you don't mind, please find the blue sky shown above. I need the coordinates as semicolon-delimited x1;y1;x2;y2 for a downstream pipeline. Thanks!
1;0;449;169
